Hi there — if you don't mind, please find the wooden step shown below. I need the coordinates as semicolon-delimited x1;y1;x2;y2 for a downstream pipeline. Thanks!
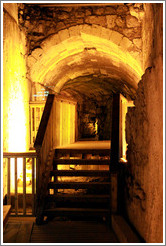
47;194;110;202
55;149;110;155
50;170;110;177
44;207;110;217
48;181;110;189
54;159;110;165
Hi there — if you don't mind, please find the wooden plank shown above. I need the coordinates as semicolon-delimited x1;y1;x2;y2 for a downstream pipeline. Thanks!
48;194;110;199
34;94;54;148
15;222;34;243
54;159;110;165
3;222;21;243
3;152;37;158
7;158;11;205
3;220;34;243
23;158;26;215
14;158;18;215
47;194;110;203
32;158;35;216
44;207;110;217
50;170;110;177
48;181;110;189
3;205;11;227
55;149;110;155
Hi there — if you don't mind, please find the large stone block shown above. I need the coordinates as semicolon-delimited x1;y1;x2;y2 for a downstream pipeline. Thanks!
109;30;123;45
101;27;112;40
41;34;61;50
126;15;140;28
27;55;36;68
58;29;70;42
58;11;70;20
117;5;128;14
91;25;103;37
30;47;43;60
116;16;126;27
56;21;66;31
106;15;117;28
69;25;80;37
133;38;142;49
81;24;92;35
93;7;104;15
85;15;106;27
122;27;141;39
120;36;133;51
105;6;116;15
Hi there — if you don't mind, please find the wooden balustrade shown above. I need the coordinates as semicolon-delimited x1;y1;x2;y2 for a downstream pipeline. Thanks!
34;95;55;223
34;94;77;223
3;152;37;216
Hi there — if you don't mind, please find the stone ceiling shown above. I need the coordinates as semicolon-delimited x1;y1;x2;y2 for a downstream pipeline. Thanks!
21;3;145;101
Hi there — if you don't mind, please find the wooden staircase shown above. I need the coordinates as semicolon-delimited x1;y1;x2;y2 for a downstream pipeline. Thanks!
43;147;112;222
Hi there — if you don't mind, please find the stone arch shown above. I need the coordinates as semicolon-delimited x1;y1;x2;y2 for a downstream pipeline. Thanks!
27;25;143;96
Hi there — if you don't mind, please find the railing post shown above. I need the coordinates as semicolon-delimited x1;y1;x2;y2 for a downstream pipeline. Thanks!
14;158;18;215
23;157;26;215
7;158;11;205
32;157;35;216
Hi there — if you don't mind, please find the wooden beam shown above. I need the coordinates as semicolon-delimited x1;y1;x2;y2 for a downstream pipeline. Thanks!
34;94;55;148
3;205;11;227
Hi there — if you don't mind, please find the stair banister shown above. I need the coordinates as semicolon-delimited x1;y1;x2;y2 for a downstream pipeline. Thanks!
34;94;55;224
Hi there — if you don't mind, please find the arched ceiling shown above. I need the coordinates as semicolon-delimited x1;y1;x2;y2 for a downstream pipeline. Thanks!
28;30;144;100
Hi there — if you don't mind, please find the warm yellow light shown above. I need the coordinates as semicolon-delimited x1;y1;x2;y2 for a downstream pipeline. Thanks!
8;94;27;152
120;157;128;163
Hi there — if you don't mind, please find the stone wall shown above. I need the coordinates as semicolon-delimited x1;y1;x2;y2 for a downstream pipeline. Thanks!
19;3;144;57
3;4;30;197
78;95;113;140
125;3;163;243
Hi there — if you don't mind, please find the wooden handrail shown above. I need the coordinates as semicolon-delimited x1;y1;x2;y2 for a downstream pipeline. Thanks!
3;152;37;157
34;94;55;148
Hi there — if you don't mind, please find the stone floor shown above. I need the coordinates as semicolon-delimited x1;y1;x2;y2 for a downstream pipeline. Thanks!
3;217;119;243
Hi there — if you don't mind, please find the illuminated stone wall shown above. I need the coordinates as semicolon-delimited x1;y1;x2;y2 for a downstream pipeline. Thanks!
19;3;143;66
125;3;163;243
3;4;30;196
22;3;144;95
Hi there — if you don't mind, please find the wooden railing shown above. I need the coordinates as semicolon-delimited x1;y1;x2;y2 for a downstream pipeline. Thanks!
34;94;55;223
3;152;37;216
34;94;77;223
